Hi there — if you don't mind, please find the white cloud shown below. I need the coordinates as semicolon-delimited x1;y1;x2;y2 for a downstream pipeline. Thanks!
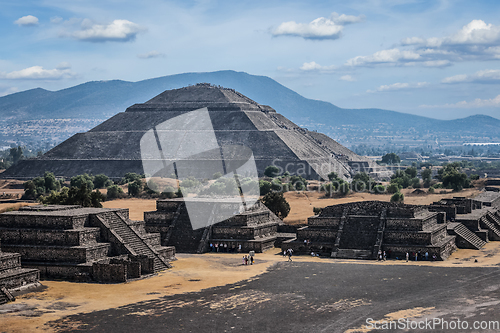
272;12;363;40
0;65;76;80
14;15;39;26
339;75;355;81
137;51;165;59
368;82;428;93
442;69;500;83
346;48;420;66
352;20;500;68
68;19;146;42
300;61;336;71
420;94;500;108
330;12;364;25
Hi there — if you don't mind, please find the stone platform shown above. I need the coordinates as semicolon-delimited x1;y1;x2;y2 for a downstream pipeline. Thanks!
0;205;175;283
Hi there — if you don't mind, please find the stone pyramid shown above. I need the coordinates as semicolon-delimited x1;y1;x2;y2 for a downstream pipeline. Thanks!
3;83;389;180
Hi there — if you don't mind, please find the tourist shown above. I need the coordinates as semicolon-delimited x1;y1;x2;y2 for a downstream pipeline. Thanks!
242;256;246;265
220;243;224;252
224;243;228;252
425;252;429;261
377;250;382;261
406;252;409;262
287;249;293;262
215;243;219;252
209;243;213;252
238;244;242;253
250;256;254;265
383;251;387;261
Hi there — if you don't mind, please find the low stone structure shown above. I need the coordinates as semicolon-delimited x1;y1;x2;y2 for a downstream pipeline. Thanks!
283;201;457;260
0;205;175;283
283;192;500;260
144;199;282;253
0;240;40;304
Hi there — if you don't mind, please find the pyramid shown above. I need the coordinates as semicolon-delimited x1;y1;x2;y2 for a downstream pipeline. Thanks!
2;83;389;180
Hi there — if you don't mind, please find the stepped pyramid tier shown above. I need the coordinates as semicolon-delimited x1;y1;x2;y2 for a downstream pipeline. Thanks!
282;201;457;260
144;198;282;253
0;239;41;304
2;83;390;181
0;205;175;283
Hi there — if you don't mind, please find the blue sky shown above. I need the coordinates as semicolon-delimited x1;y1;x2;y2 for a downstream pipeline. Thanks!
1;0;500;120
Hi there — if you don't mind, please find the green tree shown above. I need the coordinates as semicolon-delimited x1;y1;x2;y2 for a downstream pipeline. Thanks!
352;172;374;192
128;180;143;197
381;153;400;165
264;165;280;178
421;168;432;187
261;192;290;219
93;174;113;189
404;167;417;178
390;192;404;202
327;172;339;181
70;174;94;191
439;163;469;191
44;172;60;192
122;172;143;184
386;183;401;194
259;180;272;196
106;185;124;199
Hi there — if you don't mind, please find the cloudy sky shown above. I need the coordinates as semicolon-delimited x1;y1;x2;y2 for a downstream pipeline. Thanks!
1;0;500;120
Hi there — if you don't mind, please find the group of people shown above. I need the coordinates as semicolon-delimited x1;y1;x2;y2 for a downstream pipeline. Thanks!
242;254;254;265
209;243;242;253
377;250;388;261
405;251;437;262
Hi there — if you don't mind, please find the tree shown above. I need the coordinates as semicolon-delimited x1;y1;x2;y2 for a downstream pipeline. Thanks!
106;185;124;199
94;174;113;189
390;192;404;202
386;183;401;194
439;163;469;191
261;192;290;219
122;172;143;184
381;153;400;165
404;167;417;178
40;184;105;208
44;172;60;192
352;172;374;192
70;174;94;191
327;172;339;181
128;180;143;197
264;165;280;178
259;180;272;195
421;168;433;187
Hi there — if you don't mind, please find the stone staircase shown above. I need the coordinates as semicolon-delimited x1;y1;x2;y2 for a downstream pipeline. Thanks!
336;249;372;259
0;286;14;305
447;223;487;250
97;212;170;272
481;215;500;241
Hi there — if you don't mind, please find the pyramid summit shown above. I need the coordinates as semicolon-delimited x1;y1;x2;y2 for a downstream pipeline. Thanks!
2;83;389;180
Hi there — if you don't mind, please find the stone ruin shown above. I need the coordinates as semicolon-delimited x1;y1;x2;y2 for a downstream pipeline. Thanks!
0;239;40;304
144;198;286;253
2;83;390;181
0;205;175;283
283;191;500;260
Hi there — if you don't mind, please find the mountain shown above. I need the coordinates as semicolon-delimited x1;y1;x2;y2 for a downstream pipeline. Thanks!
1;70;499;148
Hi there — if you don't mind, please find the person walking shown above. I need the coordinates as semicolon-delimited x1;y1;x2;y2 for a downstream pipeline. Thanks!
406;252;409;262
287;249;293;262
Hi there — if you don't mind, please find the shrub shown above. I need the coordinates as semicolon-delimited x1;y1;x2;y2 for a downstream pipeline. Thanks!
261;192;290;219
94;174;113;189
128;180;143;197
264;165;280;178
71;174;94;191
107;185;124;199
390;192;404;202
372;185;386;194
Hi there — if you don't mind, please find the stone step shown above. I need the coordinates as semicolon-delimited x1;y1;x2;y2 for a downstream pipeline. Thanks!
481;217;500;241
449;223;486;250
334;249;373;259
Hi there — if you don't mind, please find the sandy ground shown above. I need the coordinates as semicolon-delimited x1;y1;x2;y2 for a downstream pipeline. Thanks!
2;242;500;332
102;198;157;221
283;188;481;224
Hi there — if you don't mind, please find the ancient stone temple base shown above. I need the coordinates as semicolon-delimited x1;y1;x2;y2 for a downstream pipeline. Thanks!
145;199;281;253
0;240;40;304
282;201;457;260
0;205;175;283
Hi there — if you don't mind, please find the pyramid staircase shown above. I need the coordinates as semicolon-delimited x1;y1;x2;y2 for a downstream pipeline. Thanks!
481;214;500;241
447;223;487;250
94;211;171;272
